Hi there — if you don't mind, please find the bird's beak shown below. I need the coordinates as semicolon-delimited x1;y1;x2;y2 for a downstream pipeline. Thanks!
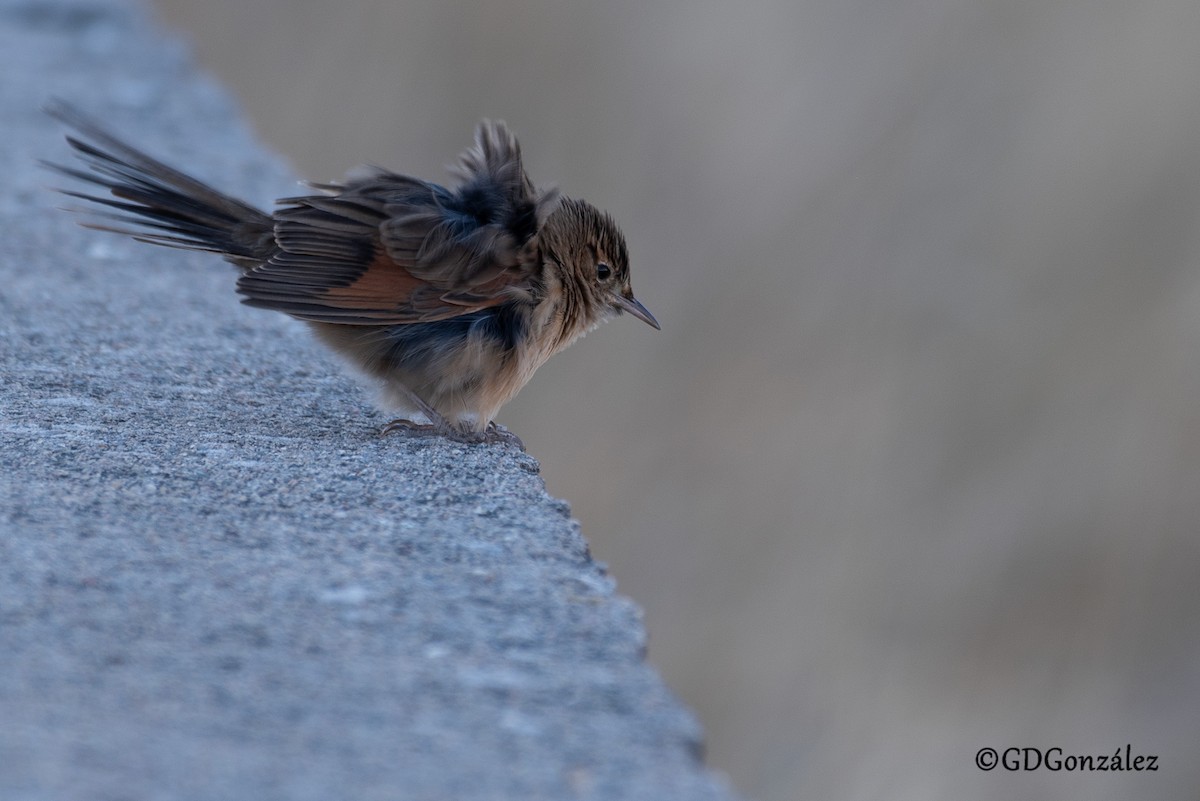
612;293;661;330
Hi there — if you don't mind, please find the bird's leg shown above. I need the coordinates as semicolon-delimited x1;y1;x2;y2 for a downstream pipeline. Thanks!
380;386;523;449
381;385;455;439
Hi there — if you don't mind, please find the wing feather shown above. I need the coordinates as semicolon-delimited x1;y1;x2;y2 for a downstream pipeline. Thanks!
236;120;558;325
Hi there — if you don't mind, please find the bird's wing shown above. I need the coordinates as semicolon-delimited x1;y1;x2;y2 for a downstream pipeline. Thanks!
236;121;560;325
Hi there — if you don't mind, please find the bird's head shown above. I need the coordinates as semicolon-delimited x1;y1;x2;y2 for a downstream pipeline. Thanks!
540;197;659;333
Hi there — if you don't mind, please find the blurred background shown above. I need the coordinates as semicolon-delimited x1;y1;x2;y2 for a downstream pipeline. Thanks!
148;1;1200;799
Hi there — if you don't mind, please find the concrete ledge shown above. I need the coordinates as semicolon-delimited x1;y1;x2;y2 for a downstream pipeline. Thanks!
0;1;737;798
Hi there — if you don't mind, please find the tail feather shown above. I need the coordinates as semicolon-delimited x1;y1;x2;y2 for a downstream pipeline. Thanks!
43;100;277;270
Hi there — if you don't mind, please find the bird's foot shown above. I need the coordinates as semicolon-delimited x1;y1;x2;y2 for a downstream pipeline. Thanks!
446;422;525;450
480;422;525;450
380;418;524;450
380;419;443;438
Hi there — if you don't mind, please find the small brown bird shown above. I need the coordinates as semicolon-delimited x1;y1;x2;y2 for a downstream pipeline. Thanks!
45;102;658;447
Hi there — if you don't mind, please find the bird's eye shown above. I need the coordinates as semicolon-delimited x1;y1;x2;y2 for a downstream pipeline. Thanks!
597;262;612;281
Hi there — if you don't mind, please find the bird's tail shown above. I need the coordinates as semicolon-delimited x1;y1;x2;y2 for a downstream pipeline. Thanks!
42;101;276;272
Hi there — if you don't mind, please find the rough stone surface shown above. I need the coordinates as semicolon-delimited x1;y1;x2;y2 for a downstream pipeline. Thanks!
0;2;737;799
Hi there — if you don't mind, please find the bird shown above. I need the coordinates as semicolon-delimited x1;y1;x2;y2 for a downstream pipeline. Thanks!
43;102;659;448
